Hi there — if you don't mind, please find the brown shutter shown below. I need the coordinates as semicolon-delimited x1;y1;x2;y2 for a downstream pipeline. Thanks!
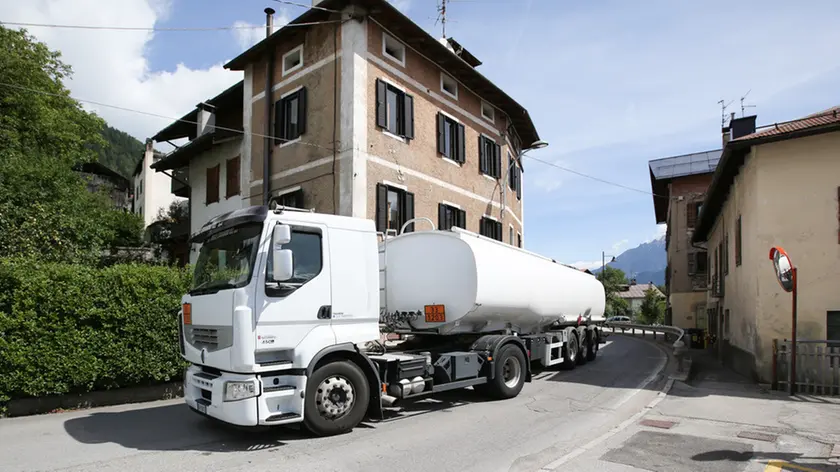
375;183;388;232
437;113;446;155
456;123;466;163
375;79;387;129
438;203;446;230
403;191;415;233
403;93;414;139
478;136;486;174
206;165;220;203
493;142;502;178
457;209;466;229
225;156;240;198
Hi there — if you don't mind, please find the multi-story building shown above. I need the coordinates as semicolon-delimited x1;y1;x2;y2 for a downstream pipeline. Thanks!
132;139;185;228
648;149;719;330
692;106;840;382
151;0;542;264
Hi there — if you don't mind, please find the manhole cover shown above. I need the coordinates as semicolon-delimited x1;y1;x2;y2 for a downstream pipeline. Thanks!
601;431;754;472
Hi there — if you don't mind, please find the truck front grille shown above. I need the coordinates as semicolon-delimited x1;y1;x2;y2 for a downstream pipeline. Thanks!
185;325;233;352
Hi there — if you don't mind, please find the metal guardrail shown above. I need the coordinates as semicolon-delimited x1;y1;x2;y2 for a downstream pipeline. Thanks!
603;322;689;373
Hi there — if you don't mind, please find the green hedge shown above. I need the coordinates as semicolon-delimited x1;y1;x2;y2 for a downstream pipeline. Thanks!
0;259;191;407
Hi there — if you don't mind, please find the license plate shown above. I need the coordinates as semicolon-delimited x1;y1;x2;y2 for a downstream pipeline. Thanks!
424;304;446;323
197;403;207;414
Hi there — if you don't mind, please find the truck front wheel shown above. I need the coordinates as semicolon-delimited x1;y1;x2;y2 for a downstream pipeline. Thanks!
304;360;370;437
485;344;527;399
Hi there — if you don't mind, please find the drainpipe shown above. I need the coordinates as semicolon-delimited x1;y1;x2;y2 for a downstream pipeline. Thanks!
262;8;275;206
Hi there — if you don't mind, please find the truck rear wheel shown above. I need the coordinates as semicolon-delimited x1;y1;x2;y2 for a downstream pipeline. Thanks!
304;360;369;437
577;330;589;366
586;329;599;362
561;329;578;370
485;344;527;399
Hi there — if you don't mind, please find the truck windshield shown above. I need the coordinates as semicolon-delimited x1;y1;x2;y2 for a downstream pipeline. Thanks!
191;223;262;295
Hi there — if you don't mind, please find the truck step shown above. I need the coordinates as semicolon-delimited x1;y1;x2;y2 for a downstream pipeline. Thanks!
265;412;301;423
258;360;293;369
263;384;295;394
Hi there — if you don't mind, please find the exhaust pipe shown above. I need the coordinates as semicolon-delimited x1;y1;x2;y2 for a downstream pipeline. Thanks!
381;394;399;407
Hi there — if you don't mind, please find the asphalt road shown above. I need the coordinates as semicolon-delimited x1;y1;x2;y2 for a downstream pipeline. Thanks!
0;335;668;472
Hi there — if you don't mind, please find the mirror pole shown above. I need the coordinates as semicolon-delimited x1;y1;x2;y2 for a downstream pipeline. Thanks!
789;267;798;396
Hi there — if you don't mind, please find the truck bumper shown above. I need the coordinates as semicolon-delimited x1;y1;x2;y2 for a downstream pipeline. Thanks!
183;364;307;427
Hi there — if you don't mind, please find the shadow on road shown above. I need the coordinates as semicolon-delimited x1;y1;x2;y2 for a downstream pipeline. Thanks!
63;403;308;453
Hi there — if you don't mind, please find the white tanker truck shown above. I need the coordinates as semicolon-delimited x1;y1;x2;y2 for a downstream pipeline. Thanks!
179;205;606;436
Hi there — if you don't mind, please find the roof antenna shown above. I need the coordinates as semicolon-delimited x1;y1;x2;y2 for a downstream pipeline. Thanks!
435;0;449;39
718;98;734;128
740;89;756;117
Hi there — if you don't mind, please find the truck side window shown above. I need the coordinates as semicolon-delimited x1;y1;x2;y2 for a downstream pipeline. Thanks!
265;227;323;296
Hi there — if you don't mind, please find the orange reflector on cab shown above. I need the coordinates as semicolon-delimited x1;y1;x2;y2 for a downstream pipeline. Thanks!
382;383;387;393
183;303;192;325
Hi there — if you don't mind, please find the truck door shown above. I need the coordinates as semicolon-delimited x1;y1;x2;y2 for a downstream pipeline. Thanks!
255;221;335;366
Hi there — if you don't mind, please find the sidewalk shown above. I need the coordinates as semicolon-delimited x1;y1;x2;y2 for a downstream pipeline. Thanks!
541;344;840;472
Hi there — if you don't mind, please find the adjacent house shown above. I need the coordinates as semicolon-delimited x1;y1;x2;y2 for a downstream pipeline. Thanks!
691;105;840;382
132;139;185;229
151;0;541;264
615;280;664;314
649;149;720;331
75;162;132;211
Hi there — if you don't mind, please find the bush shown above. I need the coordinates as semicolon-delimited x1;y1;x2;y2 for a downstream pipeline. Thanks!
0;259;191;407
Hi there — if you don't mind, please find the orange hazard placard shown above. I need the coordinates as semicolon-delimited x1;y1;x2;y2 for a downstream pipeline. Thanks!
424;304;446;323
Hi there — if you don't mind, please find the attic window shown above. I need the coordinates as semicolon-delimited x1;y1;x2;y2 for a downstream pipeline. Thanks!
282;44;303;76
440;72;458;100
382;33;405;66
481;101;495;122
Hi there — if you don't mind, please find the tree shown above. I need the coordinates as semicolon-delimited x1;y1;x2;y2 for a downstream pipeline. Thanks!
0;26;138;263
637;287;666;325
598;266;631;318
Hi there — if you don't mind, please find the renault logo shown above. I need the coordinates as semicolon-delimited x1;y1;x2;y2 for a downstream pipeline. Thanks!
201;348;206;364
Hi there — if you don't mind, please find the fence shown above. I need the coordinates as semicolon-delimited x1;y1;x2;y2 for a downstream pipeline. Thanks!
773;339;840;395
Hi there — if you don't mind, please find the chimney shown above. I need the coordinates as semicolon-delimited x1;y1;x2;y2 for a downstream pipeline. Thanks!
730;115;757;140
265;7;275;38
196;102;216;137
630;278;637;285
722;112;735;147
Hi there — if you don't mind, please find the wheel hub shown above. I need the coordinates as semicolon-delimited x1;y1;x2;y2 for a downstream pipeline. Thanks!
315;375;355;420
502;356;522;388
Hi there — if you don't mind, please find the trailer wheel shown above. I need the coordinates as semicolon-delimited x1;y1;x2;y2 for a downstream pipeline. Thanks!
586;329;599;362
561;329;578;370
486;344;527;399
576;330;589;366
303;360;370;437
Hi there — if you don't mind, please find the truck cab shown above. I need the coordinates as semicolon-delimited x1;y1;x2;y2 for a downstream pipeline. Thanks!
181;205;380;429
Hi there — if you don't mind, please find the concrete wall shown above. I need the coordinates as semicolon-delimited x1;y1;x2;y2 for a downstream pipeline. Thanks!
704;130;840;382
362;20;523;240
134;147;184;228
670;291;707;330
188;138;245;264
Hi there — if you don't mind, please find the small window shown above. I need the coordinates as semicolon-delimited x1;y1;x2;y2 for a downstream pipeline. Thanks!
438;203;465;230
225;156;240;198
376;183;415;234
508;153;522;199
440;72;458;100
206;164;220;204
827;311;840;341
480;216;502;241
481;101;495;122
686;201;702;228
375;79;414;140
479;135;501;179
517;232;522;248
282;44;303;76
274;88;307;144
382;33;405;66
272;188;304;209
266;228;323;297
688;250;707;274
436;113;465;162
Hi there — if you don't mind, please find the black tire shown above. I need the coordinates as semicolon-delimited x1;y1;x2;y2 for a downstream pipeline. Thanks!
577;329;589;366
485;344;527;399
586;329;598;362
561;329;578;370
303;360;370;437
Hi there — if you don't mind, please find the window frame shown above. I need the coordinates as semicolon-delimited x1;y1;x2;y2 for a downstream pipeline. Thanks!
271;187;304;209
382;32;406;67
375;79;414;140
479;135;502;179
481;101;495;123
479;216;503;241
264;225;324;298
225;155;241;199
438;202;466;231
440;72;458;100
281;44;304;76
376;182;415;234
274;87;307;145
437;112;465;163
206;164;220;204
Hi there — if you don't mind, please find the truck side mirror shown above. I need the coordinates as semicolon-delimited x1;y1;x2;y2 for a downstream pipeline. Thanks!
271;225;294;282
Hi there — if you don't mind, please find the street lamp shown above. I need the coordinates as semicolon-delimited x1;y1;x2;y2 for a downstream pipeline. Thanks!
502;140;548;216
769;246;797;395
601;252;616;279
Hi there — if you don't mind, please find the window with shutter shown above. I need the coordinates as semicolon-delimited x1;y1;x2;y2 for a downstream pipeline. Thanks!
735;215;742;266
480;217;502;241
517;232;522;248
274;88;307;145
274;189;304;209
438;203;465;230
686;202;701;228
436;113;463;162
724;231;729;275
225;156;240;198
206;165;220;204
374;79;413;139
375;183;414;234
479;136;501;178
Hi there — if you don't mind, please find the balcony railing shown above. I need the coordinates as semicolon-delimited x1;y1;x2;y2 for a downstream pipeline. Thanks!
711;274;725;298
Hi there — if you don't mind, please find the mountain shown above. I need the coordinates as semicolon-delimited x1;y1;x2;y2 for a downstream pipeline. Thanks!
594;237;667;285
95;126;144;179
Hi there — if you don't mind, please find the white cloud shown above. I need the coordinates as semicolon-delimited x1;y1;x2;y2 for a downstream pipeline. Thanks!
611;239;629;252
568;260;605;271
0;0;241;144
644;224;667;243
232;11;290;51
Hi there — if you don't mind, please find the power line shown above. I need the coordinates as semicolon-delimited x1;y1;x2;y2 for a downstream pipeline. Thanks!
0;81;336;152
0;19;343;32
0;80;666;199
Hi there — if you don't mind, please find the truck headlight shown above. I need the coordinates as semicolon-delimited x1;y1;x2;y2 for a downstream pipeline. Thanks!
223;381;258;402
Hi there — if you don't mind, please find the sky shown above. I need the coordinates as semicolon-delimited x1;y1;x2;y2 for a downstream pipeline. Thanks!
2;0;839;268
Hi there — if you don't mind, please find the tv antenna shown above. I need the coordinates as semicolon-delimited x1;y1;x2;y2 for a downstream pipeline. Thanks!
718;99;734;128
740;89;756;117
435;0;449;38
